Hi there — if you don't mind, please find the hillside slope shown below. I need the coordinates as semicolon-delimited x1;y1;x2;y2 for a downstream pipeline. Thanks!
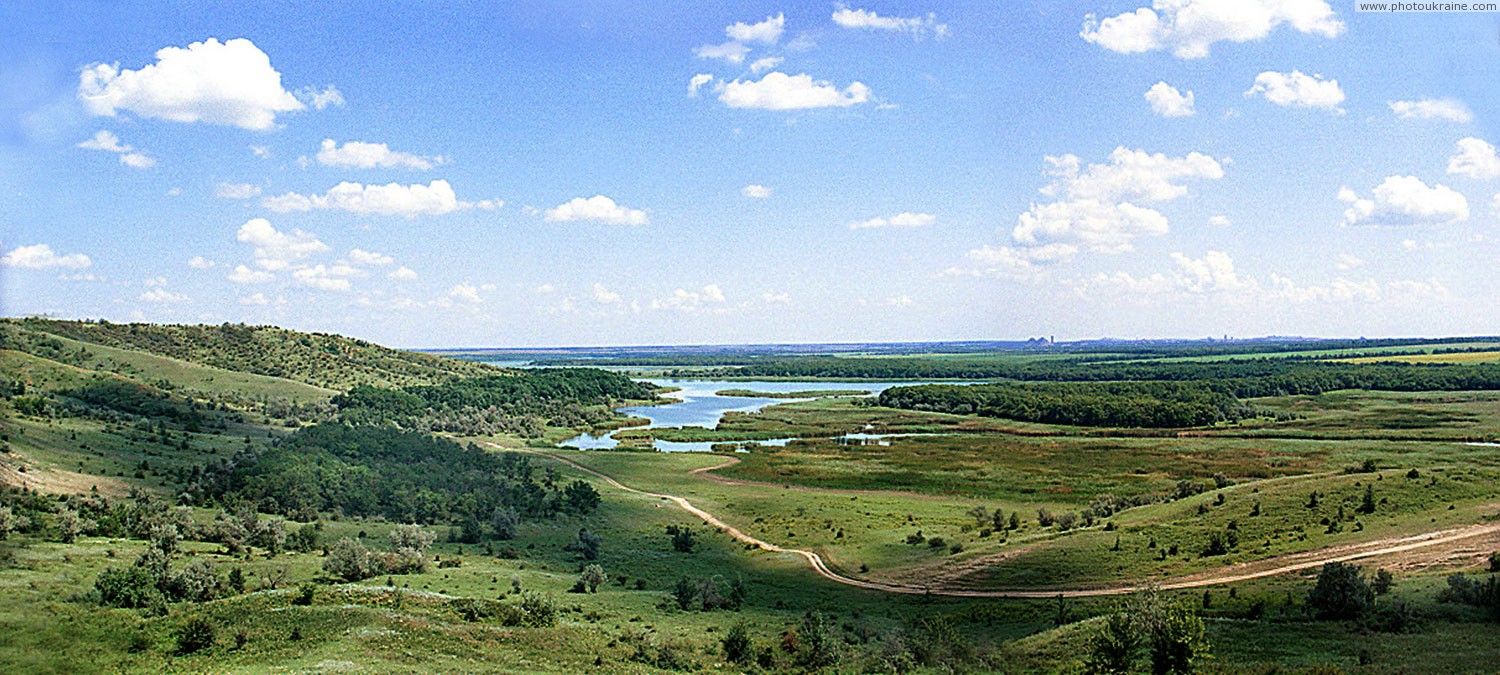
2;319;500;390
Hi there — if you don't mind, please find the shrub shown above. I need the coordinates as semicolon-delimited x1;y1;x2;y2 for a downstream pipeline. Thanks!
288;524;318;553
174;616;216;655
723;622;753;663
1366;600;1418;633
581;564;606;593
324;537;378;582
515;591;557;627
491;507;519;540
95;565;164;609
293;581;316;606
166;560;222;603
1306;562;1373;620
566;529;602;561
670;527;697;553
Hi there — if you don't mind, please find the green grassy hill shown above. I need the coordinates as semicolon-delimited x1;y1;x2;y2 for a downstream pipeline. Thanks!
3;318;501;391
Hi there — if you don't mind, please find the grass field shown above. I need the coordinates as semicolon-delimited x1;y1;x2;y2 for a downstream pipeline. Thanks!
5;325;1500;673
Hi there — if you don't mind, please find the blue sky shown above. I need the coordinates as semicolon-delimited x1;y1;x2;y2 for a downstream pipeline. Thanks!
3;1;1499;347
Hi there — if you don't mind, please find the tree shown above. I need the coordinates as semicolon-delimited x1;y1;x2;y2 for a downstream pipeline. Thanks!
1306;562;1373;620
1085;612;1138;674
167;559;223;603
386;524;436;574
57;510;80;544
671;527;697;553
1086;590;1207;675
325;537;378;582
390;524;436;554
966;505;989;528
563;480;601;514
175;616;217;655
581;564;606;593
1372;568;1395;595
794;611;840;669
491;506;519;540
227;568;246;594
722;622;753;664
567;528;601;561
253;518;287;555
1358;484;1377;515
288;524;318;553
95;565;164;609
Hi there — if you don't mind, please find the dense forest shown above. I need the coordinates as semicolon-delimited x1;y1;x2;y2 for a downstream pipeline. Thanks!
879;381;1259;428
332;368;657;436
187;424;600;528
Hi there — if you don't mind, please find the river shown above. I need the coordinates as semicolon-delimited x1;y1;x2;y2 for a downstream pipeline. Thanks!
560;379;933;452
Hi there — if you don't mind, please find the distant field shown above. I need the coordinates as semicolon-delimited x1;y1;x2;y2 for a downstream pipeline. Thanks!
1338;350;1500;364
1105;341;1500;364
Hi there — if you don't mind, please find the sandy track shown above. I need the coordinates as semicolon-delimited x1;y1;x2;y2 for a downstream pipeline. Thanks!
503;445;1500;599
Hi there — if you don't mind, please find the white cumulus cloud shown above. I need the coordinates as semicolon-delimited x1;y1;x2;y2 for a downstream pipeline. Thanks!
348;248;394;266
651;285;729;313
1014;148;1222;253
688;73;715;97
1245;70;1344;113
832;7;948;39
262;180;499;217
849;212;935;230
695;41;751;64
1144;81;1194;117
947;243;1079;281
1447;137;1500;179
544;195;649;225
187;256;215;269
228;264;274;284
215;182;262;199
236;218;329;270
448;284;483;304
292;264;358;292
118;153;156;168
77;129;129;152
1;244;92;269
741;184;772;198
718;72;871;110
77;129;155;168
591;283;623;304
315;139;441;170
749;57;783;74
78;38;308;130
387;266;418;281
727;13;784;44
1338;176;1469;226
1389;98;1472;123
1081;0;1343;59
297;85;344;110
139;288;188;303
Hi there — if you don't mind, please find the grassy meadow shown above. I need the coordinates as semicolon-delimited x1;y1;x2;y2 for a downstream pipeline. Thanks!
2;322;1500;672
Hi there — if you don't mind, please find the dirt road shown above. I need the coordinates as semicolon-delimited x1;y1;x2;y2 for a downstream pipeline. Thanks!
506;445;1500;599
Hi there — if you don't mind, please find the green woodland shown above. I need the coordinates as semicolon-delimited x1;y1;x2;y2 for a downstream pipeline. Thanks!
0;318;1498;673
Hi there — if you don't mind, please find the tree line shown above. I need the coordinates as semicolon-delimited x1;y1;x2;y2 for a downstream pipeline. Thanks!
186;424;600;528
332;368;657;437
878;381;1257;428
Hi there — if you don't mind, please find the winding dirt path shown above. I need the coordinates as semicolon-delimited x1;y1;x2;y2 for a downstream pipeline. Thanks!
501;445;1500;599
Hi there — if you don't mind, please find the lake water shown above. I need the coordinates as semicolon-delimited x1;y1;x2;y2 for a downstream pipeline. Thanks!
560;379;935;452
